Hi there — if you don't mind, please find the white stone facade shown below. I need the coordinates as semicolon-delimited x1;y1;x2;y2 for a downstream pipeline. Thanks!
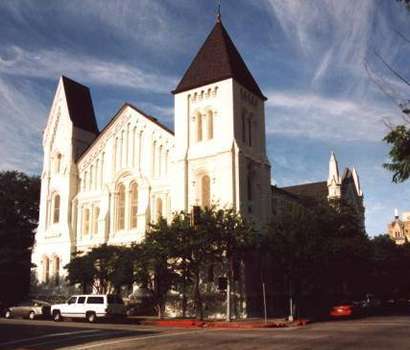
32;77;271;285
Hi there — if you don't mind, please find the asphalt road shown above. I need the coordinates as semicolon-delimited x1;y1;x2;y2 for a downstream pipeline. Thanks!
1;316;410;350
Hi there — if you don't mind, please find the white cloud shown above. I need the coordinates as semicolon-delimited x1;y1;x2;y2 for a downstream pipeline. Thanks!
0;46;177;94
0;76;47;174
139;102;174;119
265;1;374;65
263;0;410;99
266;91;399;141
0;0;191;54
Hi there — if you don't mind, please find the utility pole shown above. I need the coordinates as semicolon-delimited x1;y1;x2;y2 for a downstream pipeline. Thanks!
226;257;232;322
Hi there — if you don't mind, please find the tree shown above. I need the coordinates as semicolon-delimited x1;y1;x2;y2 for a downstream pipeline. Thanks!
383;125;410;182
0;171;40;304
172;207;258;320
172;208;219;320
364;1;410;181
263;200;370;318
132;218;179;319
212;208;258;320
398;0;410;11
65;244;133;294
369;235;410;297
64;253;94;293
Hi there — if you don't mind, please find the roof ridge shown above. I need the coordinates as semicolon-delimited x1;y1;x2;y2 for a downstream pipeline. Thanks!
76;102;174;163
61;76;98;135
172;21;266;100
282;181;327;189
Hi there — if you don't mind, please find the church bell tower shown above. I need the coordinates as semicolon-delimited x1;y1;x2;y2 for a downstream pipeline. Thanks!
171;15;271;223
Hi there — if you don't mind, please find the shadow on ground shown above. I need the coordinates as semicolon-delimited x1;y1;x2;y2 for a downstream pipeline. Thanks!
0;322;155;350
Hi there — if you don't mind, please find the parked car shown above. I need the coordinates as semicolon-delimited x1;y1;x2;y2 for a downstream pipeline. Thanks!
329;300;365;319
4;299;51;320
51;294;126;323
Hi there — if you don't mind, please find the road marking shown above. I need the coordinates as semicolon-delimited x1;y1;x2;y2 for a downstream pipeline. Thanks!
0;329;99;347
26;331;131;348
60;329;213;350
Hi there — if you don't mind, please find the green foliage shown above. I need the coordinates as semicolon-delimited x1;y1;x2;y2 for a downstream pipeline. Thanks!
0;171;40;304
63;208;257;319
383;125;410;183
263;200;370;316
131;218;180;319
170;207;258;320
65;244;133;294
398;0;410;10
368;235;410;297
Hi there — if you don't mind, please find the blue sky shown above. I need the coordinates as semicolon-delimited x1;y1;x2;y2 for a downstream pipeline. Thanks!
0;0;409;235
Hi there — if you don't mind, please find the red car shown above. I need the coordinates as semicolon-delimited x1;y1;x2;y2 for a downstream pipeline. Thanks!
329;300;364;318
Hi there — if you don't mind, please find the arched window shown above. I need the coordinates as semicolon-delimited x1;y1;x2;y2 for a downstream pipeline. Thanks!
100;153;104;189
95;160;99;190
130;183;138;229
55;153;62;173
53;256;60;286
120;131;125;168
196;112;203;142
247;172;253;201
152;141;157;176
159;145;163;176
156;197;163;221
93;207;99;234
117;184;126;231
132;127;137;167
113;137;118;172
207;111;214;140
42;256;49;284
242;110;247;143
201;175;211;209
165;150;169;174
137;131;143;170
53;194;60;224
90;165;94;190
84;171;88;191
248;118;252;147
83;208;90;235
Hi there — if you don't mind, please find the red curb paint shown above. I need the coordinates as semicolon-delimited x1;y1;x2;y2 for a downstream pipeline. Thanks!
138;318;309;329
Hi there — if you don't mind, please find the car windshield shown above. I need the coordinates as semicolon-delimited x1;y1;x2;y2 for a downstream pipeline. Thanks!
67;297;77;304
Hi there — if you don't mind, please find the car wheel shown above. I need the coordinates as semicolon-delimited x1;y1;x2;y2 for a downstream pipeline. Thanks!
53;310;62;322
28;311;35;320
4;310;11;319
86;312;96;323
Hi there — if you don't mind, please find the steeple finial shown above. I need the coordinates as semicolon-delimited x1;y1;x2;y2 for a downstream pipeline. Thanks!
217;0;222;22
327;151;340;186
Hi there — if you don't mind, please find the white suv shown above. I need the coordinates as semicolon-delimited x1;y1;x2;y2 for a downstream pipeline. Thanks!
51;294;126;323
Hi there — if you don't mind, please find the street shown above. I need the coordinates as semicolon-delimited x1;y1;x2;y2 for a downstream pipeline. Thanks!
1;316;410;350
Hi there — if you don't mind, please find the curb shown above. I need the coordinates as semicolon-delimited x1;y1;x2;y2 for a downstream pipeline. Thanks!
139;318;310;329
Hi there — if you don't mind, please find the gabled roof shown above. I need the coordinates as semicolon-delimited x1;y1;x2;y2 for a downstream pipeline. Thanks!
77;102;174;163
62;76;99;134
172;20;266;100
281;181;328;205
342;167;352;181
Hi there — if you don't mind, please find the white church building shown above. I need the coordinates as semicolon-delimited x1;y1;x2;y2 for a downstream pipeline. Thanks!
32;17;364;288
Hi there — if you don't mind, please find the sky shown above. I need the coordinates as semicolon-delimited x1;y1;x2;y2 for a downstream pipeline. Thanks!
0;0;410;236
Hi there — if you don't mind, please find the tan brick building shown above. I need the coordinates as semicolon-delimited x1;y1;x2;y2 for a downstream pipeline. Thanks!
388;210;410;245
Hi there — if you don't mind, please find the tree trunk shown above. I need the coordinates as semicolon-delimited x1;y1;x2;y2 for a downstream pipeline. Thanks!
182;268;187;318
156;304;164;319
193;270;203;320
